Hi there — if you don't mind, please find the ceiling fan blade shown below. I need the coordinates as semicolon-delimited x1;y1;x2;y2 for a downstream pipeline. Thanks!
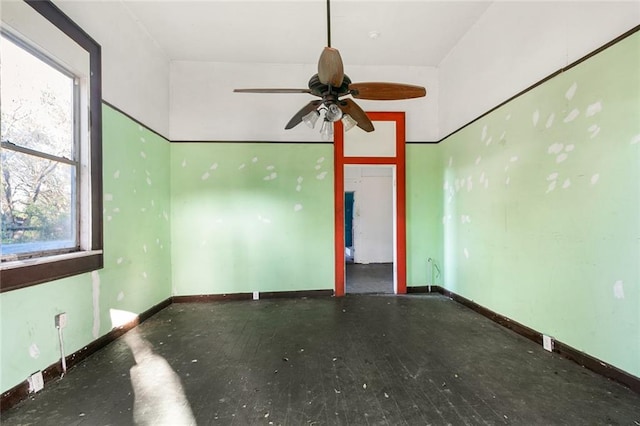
349;82;426;100
340;99;374;132
234;88;312;94
317;47;344;87
285;100;322;130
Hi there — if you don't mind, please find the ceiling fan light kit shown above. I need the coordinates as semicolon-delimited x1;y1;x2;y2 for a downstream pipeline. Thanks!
233;0;426;138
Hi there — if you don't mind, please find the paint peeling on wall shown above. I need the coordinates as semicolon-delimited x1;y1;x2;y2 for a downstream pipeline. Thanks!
440;32;640;377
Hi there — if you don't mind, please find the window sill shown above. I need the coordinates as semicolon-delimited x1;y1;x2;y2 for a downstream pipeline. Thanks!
0;250;103;292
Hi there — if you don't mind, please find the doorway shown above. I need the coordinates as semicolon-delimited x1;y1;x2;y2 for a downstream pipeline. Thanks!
344;166;394;294
333;112;406;297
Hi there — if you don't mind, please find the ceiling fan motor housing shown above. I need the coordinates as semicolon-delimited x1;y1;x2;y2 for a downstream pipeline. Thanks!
308;73;351;98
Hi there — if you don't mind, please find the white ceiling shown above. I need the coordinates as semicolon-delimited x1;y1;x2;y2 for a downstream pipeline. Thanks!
119;1;492;67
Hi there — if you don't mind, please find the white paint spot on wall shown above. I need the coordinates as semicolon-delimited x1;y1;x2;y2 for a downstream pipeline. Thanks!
506;113;511;120
142;272;147;279
481;125;487;141
548;143;564;154
270;172;277;179
296;185;302;192
317;157;325;164
106;215;113;222
509;156;518;163
182;159;187;167
143;244;148;253
113;170;120;179
479;172;485;183
588;124;601;139
545;113;555;128
484;178;489;189
463;248;469;259
547;172;559;181
163;211;169;221
138;125;144;131
117;291;125;301
146;177;152;186
448;156;453;167
91;271;101;339
461;215;471;224
316;171;328;180
104;193;113;201
613;280;624;299
239;163;246;170
630;134;640;145
266;165;275;171
504;165;510;172
565;82;577;100
556;153;568;163
140;151;147;159
532;110;540;126
29;343;40;359
294;204;303;212
140;136;146;143
564;144;575;152
563;109;580;123
140;207;147;212
485;136;493;146
201;172;210;180
586;101;602;117
590;174;600;185
113;207;120;213
505;176;511;185
252;157;258;163
315;164;322;170
546;181;557;193
475;156;482;165
210;163;218;170
117;257;124;264
297;176;304;183
562;178;571;189
466;178;473;192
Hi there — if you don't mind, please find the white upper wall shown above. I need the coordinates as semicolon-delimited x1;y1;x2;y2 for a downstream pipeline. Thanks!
170;61;438;142
438;1;640;138
54;1;171;138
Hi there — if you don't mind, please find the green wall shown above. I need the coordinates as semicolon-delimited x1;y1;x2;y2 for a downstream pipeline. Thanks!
439;33;639;377
0;105;172;392
170;143;334;295
406;144;443;287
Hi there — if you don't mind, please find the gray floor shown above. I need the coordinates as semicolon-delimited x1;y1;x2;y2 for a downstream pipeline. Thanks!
2;295;639;425
346;262;394;294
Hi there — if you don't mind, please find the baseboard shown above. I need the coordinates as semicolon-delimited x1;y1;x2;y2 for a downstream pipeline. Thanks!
430;285;640;394
173;289;334;303
0;297;171;412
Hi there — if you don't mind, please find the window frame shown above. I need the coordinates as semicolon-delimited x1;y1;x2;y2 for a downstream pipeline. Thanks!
0;0;102;292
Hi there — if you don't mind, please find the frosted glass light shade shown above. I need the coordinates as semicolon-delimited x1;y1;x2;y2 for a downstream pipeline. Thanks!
342;114;357;132
302;110;320;128
325;103;343;122
320;120;334;141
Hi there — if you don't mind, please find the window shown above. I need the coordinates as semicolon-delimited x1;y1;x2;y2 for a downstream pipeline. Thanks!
0;0;102;292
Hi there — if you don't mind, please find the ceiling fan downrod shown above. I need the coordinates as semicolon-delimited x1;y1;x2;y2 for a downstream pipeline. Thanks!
326;0;331;48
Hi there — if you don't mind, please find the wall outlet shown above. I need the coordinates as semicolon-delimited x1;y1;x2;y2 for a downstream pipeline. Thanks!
252;291;259;301
543;334;554;352
28;371;44;393
55;313;68;329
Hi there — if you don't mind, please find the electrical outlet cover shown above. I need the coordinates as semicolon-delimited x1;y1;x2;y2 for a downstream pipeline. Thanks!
543;335;554;352
28;371;44;393
55;313;68;328
252;291;259;300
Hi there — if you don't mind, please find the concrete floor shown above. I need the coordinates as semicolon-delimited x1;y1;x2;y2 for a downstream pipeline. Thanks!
2;295;640;425
346;262;394;294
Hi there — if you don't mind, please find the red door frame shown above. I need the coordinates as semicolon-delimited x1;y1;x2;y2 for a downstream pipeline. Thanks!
334;112;407;297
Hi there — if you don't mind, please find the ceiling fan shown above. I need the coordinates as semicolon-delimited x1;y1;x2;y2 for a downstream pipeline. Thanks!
234;0;426;139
